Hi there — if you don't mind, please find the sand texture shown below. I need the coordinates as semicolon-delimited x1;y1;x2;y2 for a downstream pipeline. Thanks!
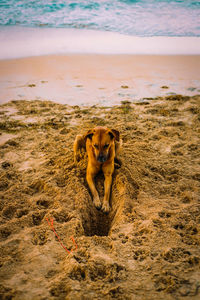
0;95;200;299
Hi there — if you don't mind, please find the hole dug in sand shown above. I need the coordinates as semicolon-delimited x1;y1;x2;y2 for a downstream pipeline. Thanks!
82;208;112;237
78;167;139;237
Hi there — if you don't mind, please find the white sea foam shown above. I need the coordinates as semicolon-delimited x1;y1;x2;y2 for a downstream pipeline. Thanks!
0;26;200;59
1;0;200;37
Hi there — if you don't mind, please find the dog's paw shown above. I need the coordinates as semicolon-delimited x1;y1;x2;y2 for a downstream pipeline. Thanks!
101;202;110;214
93;196;102;210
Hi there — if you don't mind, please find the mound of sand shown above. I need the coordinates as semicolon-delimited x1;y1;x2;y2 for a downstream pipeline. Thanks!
0;95;200;299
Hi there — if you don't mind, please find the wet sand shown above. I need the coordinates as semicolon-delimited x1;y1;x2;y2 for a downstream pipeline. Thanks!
0;94;200;299
0;55;200;106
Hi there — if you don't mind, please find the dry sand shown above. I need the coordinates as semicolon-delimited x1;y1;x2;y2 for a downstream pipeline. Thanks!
0;55;200;106
0;93;200;299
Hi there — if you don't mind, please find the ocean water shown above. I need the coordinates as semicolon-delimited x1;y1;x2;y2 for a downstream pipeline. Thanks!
0;0;200;58
0;0;200;37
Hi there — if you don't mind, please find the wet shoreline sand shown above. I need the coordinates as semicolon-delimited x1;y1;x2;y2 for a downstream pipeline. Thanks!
0;54;200;106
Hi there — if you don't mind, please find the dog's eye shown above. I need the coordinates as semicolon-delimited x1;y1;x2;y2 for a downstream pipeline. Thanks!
104;144;109;149
94;144;99;149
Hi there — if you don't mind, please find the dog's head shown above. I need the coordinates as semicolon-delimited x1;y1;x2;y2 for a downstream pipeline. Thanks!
85;127;120;163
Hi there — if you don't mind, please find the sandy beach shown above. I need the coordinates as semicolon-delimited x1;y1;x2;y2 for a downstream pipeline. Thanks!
1;0;200;296
0;54;200;106
0;53;200;299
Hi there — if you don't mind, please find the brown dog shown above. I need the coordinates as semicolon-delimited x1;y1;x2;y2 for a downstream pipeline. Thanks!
74;127;120;213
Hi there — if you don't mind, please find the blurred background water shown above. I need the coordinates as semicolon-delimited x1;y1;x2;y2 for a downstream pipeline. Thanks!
0;0;200;37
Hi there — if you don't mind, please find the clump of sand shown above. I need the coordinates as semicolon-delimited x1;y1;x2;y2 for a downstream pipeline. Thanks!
0;95;200;299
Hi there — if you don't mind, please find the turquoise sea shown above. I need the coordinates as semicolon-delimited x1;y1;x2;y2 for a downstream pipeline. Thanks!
1;0;200;36
0;0;200;58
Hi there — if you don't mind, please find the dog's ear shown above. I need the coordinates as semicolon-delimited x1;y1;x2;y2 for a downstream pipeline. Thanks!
84;129;94;141
108;129;120;141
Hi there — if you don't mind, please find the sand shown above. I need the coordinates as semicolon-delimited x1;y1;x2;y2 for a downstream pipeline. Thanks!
0;55;200;106
0;54;200;299
0;92;200;299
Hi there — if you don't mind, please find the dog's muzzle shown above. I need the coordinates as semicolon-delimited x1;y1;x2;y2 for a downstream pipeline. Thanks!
97;153;107;163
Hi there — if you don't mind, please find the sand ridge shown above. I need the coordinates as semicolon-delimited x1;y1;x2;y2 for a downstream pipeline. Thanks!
0;95;200;299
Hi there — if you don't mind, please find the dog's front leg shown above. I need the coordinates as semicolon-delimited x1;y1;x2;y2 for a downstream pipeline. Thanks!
86;168;102;210
101;173;112;213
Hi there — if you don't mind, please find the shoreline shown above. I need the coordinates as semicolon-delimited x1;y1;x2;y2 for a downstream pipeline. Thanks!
1;27;200;60
0;54;200;106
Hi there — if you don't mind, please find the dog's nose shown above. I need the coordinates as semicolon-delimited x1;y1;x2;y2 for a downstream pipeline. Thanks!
97;154;106;163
